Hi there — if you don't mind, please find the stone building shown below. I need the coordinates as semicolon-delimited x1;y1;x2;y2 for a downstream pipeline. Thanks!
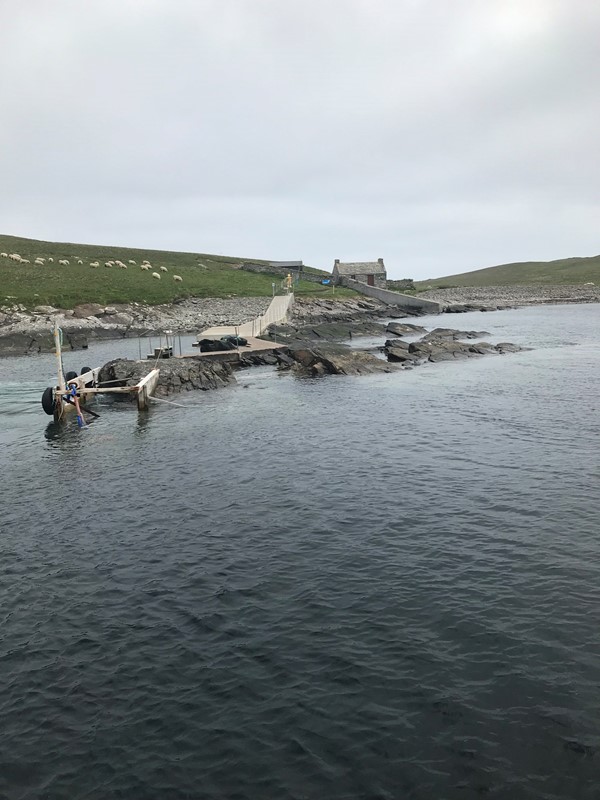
332;258;387;288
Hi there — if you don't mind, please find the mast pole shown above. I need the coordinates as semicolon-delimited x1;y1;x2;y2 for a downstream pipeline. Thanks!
54;322;66;393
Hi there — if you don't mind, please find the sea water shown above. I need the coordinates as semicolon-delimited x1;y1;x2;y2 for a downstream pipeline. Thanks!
0;304;599;799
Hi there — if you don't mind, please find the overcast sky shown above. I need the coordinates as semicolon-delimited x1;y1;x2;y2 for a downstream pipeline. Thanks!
1;0;598;279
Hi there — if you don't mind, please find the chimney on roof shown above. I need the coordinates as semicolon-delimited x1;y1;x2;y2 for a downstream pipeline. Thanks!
334;259;340;266
378;258;384;265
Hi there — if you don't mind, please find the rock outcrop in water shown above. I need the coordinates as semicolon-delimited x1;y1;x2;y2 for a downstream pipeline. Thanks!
276;342;394;377
98;357;235;397
385;335;524;364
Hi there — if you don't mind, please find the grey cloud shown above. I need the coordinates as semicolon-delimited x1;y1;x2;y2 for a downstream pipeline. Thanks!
0;0;598;278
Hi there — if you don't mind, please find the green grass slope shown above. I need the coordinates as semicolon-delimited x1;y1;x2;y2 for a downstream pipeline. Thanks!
417;255;600;289
0;234;353;308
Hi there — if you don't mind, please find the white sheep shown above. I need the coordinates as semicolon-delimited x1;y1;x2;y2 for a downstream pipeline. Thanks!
9;253;20;261
48;257;54;263
152;272;161;280
90;261;100;267
142;260;151;266
59;259;70;265
20;258;30;264
160;266;168;273
173;275;183;282
104;262;112;268
77;259;83;265
1;252;7;258
128;259;136;265
140;264;150;271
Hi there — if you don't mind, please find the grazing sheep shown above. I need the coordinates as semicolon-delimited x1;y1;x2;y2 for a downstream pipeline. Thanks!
48;257;54;263
90;261;100;267
9;253;21;261
104;262;112;268
160;266;168;273
20;258;30;264
58;259;70;265
77;259;83;265
152;272;161;280
128;259;136;264
1;252;7;258
140;264;150;271
142;260;151;266
173;275;183;282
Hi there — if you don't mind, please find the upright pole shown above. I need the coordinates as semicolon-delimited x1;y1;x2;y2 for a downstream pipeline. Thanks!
54;322;65;393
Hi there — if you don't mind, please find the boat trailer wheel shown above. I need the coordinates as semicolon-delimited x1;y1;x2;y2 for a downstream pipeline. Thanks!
41;387;56;416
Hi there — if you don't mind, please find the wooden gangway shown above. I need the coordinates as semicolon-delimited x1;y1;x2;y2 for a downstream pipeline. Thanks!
200;293;294;339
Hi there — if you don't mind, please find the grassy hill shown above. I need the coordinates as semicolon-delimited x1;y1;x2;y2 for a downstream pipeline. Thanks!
0;234;352;308
416;255;600;289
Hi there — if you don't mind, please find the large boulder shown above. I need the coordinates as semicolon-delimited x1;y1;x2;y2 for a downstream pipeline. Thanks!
385;322;427;336
33;305;58;315
72;303;104;319
104;312;134;327
98;357;235;396
421;327;490;341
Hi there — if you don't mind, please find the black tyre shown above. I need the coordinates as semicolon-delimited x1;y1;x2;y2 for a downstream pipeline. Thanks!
80;366;94;387
41;387;56;415
65;370;78;382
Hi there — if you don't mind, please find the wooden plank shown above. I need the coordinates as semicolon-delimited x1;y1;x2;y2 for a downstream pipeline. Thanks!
136;368;160;410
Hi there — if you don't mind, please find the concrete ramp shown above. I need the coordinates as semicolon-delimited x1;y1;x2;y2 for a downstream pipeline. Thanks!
341;278;441;313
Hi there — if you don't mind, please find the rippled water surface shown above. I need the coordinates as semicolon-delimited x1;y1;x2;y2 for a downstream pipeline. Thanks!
1;305;599;799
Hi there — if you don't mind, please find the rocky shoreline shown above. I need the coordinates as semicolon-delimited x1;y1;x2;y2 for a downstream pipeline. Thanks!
95;316;527;399
0;297;396;356
1;284;597;356
419;284;600;308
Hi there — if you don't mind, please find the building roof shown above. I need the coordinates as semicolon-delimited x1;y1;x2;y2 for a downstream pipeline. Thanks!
333;259;386;275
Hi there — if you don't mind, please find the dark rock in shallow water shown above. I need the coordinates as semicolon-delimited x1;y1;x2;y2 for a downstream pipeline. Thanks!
281;342;393;376
407;336;523;363
384;339;410;350
386;347;418;364
98;357;235;397
496;342;523;353
385;322;427;336
421;327;490;341
267;320;386;341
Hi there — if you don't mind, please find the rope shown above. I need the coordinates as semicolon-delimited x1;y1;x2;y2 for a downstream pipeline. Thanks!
150;395;205;409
